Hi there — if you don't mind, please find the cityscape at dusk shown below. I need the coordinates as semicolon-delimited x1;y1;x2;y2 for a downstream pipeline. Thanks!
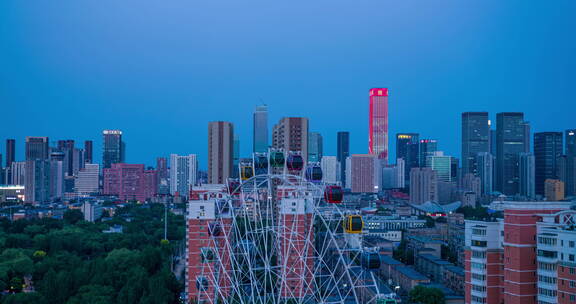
1;1;576;304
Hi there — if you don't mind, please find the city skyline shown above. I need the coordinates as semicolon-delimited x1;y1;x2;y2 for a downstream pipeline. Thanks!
2;1;575;168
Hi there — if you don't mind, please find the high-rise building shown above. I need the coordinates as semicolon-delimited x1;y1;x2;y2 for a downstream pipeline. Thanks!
102;130;124;169
425;151;452;182
156;157;169;195
103;163;156;201
396;133;420;184
462;112;490;175
84;140;93;163
419;139;438;167
320;156;339;184
233;135;240;179
410;167;438;204
75;163;100;196
382;159;405;189
208;122;234;184
6;139;15;167
368;88;389;163
564;129;576;196
349;154;380;193
25;137;49;161
10;161;26;185
170;154;198;198
476;152;494;196
308;132;323;162
489;128;497;156
496;112;530;195
253;104;268;153
534;132;563;196
337;132;350;187
272;117;309;161
57;140;75;177
519;152;535;199
24;159;50;203
544;179;564;201
451;157;460;183
49;159;64;200
464;201;573;304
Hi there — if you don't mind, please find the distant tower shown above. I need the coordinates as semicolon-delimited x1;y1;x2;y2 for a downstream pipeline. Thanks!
272;117;309;161
519;152;535;199
253;105;269;153
476;152;494;196
496;113;530;195
410;167;438;204
233;135;240;179
337;132;350;186
208;121;234;184
566;129;576;196
6;139;15;167
57;140;75;177
170;154;198;198
349;154;380;193
102;130;124;169
25;137;49;161
396;133;419;184
461;112;490;175
84;140;93;164
533;132;563;196
368;88;389;163
419;139;438;167
308;132;323;162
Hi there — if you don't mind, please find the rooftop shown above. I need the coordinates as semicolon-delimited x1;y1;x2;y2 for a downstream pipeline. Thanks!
418;254;453;265
396;266;429;281
380;255;402;265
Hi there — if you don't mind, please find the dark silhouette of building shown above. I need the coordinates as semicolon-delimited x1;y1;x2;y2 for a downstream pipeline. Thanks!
534;132;563;196
337;131;350;186
461;112;490;175
6;139;15;167
84;140;93;163
396;133;419;184
495;113;530;196
102;130;124;169
25;137;49;161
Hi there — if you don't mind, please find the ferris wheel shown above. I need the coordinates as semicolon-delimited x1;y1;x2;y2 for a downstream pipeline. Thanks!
186;151;387;304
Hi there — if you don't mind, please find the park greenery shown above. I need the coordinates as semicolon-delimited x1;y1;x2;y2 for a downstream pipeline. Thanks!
0;203;185;304
408;285;445;304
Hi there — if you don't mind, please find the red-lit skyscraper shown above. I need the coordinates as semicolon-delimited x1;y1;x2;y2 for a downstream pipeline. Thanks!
369;88;389;164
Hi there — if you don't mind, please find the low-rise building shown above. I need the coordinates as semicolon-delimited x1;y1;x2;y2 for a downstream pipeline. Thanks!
415;253;454;283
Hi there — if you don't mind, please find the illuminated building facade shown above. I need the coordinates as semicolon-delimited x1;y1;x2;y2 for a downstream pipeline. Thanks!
369;88;389;163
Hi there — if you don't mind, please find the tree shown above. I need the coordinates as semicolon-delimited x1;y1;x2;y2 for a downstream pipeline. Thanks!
409;285;445;304
66;284;115;304
64;209;84;225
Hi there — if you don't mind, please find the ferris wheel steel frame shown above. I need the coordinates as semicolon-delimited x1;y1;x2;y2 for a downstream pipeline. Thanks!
188;170;382;304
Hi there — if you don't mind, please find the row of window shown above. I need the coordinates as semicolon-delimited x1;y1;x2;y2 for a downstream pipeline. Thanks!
472;228;487;236
472;285;487;292
538;288;557;297
472;240;488;247
559;292;576;302
538;275;557;284
471;295;486;304
472;262;486;270
472;250;487;258
538;262;557;271
471;273;486;281
538;237;557;246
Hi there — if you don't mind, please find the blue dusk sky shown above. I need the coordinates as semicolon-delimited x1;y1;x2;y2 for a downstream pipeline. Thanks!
1;0;575;169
